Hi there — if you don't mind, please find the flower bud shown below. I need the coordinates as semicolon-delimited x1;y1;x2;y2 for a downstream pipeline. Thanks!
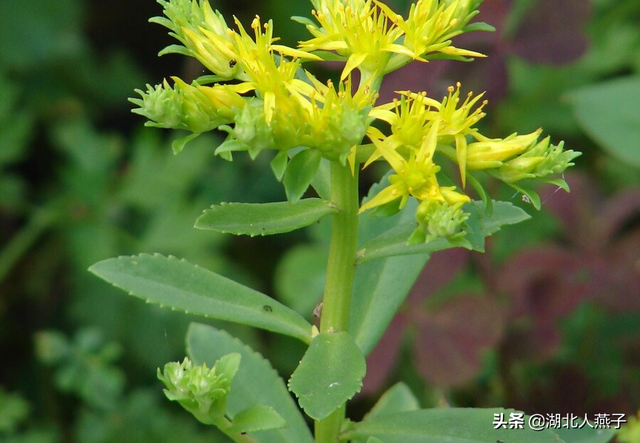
130;78;239;136
412;199;469;244
311;96;370;162
466;130;541;170
157;354;241;425
489;137;580;184
232;99;276;153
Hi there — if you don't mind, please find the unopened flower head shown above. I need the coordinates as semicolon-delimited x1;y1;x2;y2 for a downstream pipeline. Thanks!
157;354;241;425
464;130;542;171
412;198;469;243
227;96;305;157
130;77;242;136
216;74;375;162
489;136;579;184
305;77;376;162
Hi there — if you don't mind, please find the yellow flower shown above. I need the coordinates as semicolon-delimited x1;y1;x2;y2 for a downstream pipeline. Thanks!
152;0;244;80
296;0;403;80
152;0;319;82
367;92;436;154
402;83;486;186
367;83;486;185
360;119;470;213
228;17;318;122
377;0;492;73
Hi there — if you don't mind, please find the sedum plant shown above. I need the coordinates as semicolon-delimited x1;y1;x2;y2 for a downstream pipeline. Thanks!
89;0;595;442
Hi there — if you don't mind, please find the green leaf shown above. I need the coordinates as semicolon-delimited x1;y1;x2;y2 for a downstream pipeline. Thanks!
283;148;322;202
275;244;327;317
464;21;496;33
195;199;337;237
311;158;331;200
270;150;288;181
350;176;430;355
171;132;200;154
363;383;420;421
468;201;531;237
357;201;530;261
350;254;428;355
566;76;640;169
554;427;616;443
0;388;29;433
89;254;312;343
343;409;564;443
356;226;464;263
215;353;242;383
288;332;366;421
462;200;531;251
187;323;314;443
0;0;83;69
227;405;286;434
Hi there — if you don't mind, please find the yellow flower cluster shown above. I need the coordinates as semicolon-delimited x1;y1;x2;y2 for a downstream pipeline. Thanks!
131;0;578;242
297;0;493;80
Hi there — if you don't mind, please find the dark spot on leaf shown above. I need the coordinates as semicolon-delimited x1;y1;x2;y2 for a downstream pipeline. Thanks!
263;305;273;312
229;59;237;68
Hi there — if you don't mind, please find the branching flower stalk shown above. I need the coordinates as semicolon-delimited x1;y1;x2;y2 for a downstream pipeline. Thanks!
118;0;581;442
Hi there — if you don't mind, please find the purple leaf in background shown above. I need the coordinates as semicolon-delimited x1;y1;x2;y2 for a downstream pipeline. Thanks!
362;249;505;390
413;295;504;387
499;172;640;360
498;246;588;360
361;313;409;394
380;0;591;106
511;0;591;65
361;174;640;395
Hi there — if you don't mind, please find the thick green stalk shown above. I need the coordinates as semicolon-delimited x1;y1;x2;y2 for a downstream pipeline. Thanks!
315;161;360;443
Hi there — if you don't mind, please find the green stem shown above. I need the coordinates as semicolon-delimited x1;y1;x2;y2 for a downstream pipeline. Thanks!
212;416;260;443
315;161;360;443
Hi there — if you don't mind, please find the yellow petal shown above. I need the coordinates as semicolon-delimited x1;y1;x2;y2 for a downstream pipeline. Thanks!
341;53;368;81
359;183;404;213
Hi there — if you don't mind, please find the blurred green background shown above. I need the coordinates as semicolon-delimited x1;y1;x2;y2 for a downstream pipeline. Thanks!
1;0;639;441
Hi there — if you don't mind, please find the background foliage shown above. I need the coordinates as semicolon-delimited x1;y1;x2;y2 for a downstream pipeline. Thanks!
1;0;638;441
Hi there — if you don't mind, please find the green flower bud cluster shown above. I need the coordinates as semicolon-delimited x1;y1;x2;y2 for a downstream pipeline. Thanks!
306;79;373;163
410;199;469;244
131;78;236;135
488;137;579;184
157;354;241;425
